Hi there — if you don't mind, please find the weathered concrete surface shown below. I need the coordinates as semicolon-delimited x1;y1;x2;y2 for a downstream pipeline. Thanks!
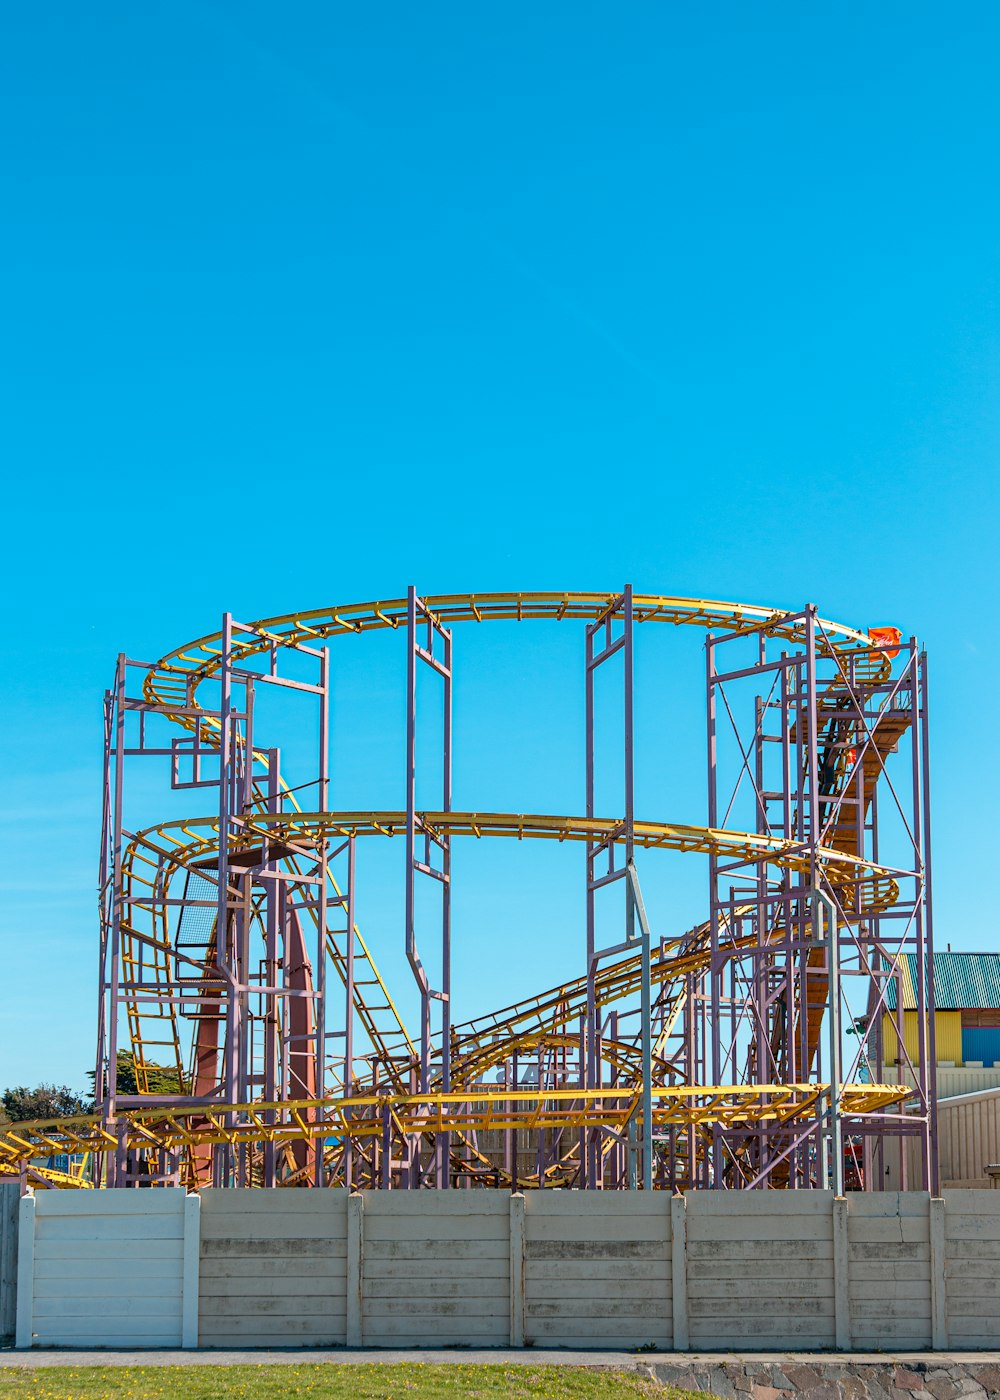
10;1189;1000;1353
645;1358;1000;1399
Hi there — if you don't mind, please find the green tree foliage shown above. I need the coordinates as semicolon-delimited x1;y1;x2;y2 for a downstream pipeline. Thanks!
113;1051;186;1095
87;1051;187;1098
1;1083;92;1122
0;1055;188;1127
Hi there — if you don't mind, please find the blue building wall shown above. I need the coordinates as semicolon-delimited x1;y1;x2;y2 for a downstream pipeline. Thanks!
961;1027;1000;1066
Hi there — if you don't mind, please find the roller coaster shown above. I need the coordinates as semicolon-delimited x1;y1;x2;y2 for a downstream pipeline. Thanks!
0;590;937;1192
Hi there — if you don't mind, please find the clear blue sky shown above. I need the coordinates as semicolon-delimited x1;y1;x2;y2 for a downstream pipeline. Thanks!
2;3;997;1089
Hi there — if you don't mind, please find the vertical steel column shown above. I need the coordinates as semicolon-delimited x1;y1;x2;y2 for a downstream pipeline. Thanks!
439;624;453;1187
95;682;114;1137
262;749;280;1188
344;834;357;1189
404;587;426;1090
621;588;652;1190
814;890;844;1196
584;612;596;1189
216;614;236;1188
584;586;646;1187
94;687;114;1127
626;864;654;1192
705;634;724;1186
103;656;127;1184
803;607;825;1188
908;640;932;1193
920;650;939;1194
404;586;453;1184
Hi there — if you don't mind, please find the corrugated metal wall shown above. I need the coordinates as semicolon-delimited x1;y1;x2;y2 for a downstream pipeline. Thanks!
888;1086;1000;1188
939;1089;1000;1184
893;1064;1000;1099
961;1028;1000;1067
883;1010;963;1065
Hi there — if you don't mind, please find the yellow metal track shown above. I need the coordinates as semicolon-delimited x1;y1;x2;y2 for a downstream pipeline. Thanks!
1;1083;909;1172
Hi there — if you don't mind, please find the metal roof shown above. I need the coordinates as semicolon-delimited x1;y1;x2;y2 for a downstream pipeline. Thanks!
885;953;1000;1011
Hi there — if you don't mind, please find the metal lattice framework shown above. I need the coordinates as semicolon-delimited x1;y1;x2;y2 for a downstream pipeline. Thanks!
0;589;935;1192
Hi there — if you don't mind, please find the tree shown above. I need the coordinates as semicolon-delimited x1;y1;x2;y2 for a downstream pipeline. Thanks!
87;1051;186;1099
0;1053;187;1127
1;1083;92;1122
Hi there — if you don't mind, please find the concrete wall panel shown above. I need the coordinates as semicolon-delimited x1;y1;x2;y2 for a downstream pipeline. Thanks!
524;1192;670;1349
361;1190;509;1346
685;1191;836;1350
199;1189;347;1348
944;1190;1000;1348
25;1189;189;1348
848;1192;931;1350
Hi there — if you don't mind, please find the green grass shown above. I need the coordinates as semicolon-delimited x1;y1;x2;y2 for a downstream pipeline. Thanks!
0;1362;695;1400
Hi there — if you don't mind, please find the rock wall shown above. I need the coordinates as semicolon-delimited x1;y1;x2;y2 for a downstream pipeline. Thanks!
644;1359;1000;1400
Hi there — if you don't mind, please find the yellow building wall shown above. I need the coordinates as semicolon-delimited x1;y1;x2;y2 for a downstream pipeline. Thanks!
882;1010;963;1066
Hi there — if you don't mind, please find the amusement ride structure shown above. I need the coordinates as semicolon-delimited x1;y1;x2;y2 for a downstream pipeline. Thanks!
0;589;937;1192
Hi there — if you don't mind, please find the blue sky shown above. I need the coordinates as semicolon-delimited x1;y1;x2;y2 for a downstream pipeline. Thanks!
1;3;997;1089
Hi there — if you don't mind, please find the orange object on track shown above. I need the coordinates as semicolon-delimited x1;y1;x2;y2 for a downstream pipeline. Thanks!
868;625;902;658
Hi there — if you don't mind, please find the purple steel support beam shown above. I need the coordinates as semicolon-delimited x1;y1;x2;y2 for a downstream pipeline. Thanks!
705;633;724;1187
343;833;357;1189
439;623;453;1185
920;650;940;1195
583;586;647;1187
909;640;932;1194
217;613;238;1187
262;749;281;1188
404;587;427;1092
584;612;596;1188
404;585;453;1185
99;657;128;1184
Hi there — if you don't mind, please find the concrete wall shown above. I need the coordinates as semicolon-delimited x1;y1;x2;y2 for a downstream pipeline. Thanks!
199;1188;347;1348
685;1189;836;1349
8;1187;1000;1351
524;1189;671;1348
15;1189;197;1348
362;1190;510;1346
944;1190;1000;1350
848;1191;933;1350
0;1183;17;1345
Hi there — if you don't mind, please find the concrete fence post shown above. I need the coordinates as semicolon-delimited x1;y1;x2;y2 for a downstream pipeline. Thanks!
509;1193;525;1347
670;1193;688;1351
14;1193;35;1350
181;1193;201;1349
0;1183;18;1347
346;1192;364;1347
832;1194;850;1350
929;1196;948;1350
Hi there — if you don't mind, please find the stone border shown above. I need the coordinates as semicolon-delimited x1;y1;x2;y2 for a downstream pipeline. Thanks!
644;1360;1000;1399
